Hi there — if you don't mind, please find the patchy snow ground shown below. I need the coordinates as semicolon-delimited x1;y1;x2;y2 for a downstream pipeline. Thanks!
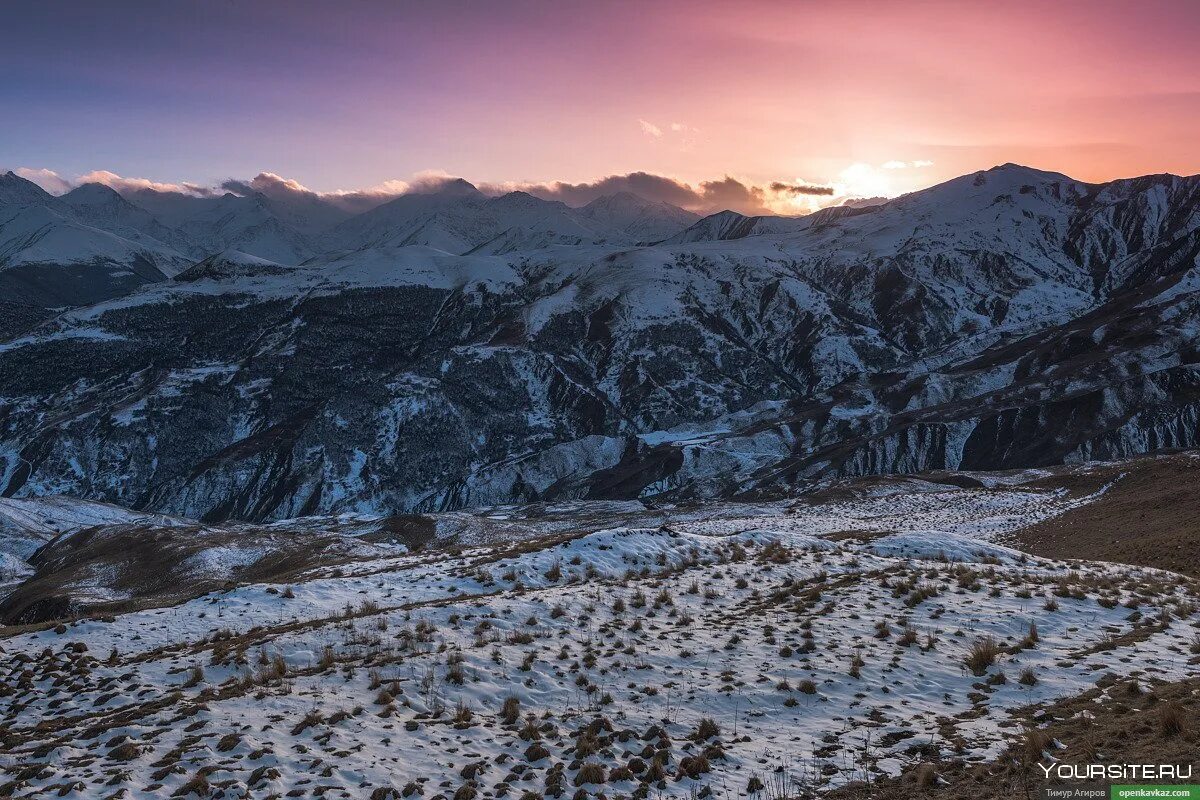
1;480;1197;799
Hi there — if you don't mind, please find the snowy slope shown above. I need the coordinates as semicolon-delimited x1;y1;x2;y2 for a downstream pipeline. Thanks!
61;183;194;258
1;473;1196;798
0;496;188;595
0;170;60;207
0;207;190;307
575;191;699;243
321;179;491;252
174;193;317;264
323;184;696;255
0;174;191;306
0;205;182;270
660;209;811;244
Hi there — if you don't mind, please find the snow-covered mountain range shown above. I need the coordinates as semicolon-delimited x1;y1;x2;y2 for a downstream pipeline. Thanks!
0;171;701;315
1;163;1199;520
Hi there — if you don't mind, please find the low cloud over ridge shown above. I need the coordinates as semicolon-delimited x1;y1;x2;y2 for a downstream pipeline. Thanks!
10;166;864;216
218;172;418;213
487;172;814;215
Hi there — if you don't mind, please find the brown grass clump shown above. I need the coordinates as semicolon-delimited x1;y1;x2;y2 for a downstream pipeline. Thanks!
849;653;865;678
1159;702;1186;737
574;762;606;785
964;636;1002;676
910;763;938;787
609;765;633;781
676;754;711;779
109;742;141;761
177;771;210;797
693;717;720;741
499;695;521;725
182;664;204;688
1021;728;1053;764
759;540;793;564
524;742;550;762
291;709;323;736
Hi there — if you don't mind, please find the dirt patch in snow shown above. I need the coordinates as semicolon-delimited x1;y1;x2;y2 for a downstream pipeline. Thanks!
1015;453;1200;577
0;523;390;625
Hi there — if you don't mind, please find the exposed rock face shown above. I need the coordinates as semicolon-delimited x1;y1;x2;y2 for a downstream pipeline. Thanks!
1;164;1198;519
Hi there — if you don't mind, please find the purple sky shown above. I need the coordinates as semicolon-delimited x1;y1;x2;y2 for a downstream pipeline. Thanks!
5;0;1199;213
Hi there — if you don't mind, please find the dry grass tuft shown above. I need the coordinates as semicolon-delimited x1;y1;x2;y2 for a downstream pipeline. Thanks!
964;636;1002;676
1159;702;1186;737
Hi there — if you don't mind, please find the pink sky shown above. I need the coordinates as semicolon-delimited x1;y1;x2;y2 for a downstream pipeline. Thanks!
5;0;1198;212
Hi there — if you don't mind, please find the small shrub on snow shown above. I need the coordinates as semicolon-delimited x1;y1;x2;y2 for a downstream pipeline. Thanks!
499;695;521;724
692;717;720;741
573;762;606;785
964;636;1002;676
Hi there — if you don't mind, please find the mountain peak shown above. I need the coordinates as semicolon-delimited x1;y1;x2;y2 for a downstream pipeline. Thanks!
981;163;1073;182
0;170;55;206
64;182;125;205
581;191;696;217
492;190;543;204
420;178;482;199
572;191;698;243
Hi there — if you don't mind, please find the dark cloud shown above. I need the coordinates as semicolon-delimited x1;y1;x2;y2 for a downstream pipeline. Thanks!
507;172;699;208
769;181;835;196
698;176;771;215
501;171;781;215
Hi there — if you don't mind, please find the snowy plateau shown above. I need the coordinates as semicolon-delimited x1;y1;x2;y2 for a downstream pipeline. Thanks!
2;457;1200;799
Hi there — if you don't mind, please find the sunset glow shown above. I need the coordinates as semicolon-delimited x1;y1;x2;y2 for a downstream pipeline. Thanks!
3;0;1198;213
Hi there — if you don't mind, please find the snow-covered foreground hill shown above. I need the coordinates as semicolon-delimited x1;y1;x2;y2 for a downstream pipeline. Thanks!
3;472;1197;799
